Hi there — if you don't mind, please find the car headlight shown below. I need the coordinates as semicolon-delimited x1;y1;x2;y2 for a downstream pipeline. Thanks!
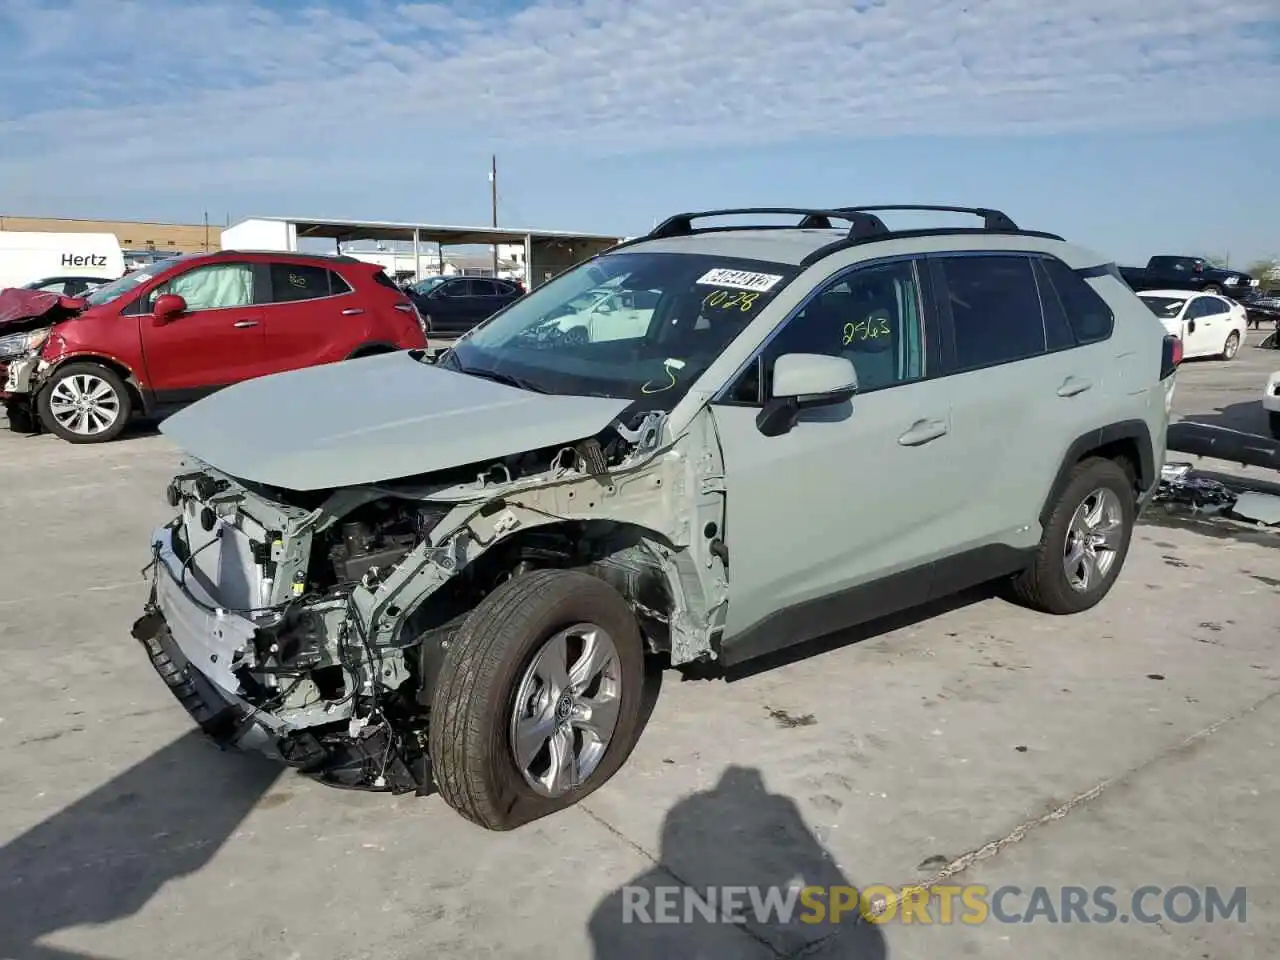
0;327;51;360
1224;276;1239;285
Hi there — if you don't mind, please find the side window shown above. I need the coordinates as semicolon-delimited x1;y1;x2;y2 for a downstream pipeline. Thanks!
1040;258;1114;344
1032;260;1077;352
725;259;926;404
440;279;467;298
151;263;253;311
470;279;498;296
328;271;352;295
1203;296;1230;316
936;255;1046;371
269;263;333;303
1185;298;1208;320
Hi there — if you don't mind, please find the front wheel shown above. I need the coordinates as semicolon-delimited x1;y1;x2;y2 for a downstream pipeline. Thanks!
429;569;646;830
1011;457;1136;615
1202;284;1223;295
36;362;132;443
1220;331;1241;361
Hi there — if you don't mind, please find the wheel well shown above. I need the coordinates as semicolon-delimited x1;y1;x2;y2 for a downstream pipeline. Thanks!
40;355;145;412
1040;423;1154;526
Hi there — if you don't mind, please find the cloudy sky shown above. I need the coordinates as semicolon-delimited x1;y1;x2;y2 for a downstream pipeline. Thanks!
2;0;1278;263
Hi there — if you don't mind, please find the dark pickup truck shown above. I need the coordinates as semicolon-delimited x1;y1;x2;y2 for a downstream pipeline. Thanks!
1119;256;1259;297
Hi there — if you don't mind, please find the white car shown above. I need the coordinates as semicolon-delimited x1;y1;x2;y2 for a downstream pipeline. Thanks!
1264;370;1280;438
547;285;662;343
1138;289;1247;361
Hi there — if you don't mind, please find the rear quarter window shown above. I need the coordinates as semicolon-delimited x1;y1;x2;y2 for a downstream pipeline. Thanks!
1041;258;1115;344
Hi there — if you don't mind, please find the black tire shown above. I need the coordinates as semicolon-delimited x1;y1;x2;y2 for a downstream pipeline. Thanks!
1220;331;1241;361
1269;412;1280;440
36;362;133;443
5;402;37;434
429;569;646;830
1011;457;1136;615
1202;284;1223;295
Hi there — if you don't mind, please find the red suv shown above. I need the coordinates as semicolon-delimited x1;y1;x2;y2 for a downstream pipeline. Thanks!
0;250;427;443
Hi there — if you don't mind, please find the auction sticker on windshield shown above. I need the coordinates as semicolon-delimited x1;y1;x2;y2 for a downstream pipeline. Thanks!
696;268;784;293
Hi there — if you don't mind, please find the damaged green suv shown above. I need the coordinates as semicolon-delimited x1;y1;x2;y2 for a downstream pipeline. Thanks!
133;206;1177;830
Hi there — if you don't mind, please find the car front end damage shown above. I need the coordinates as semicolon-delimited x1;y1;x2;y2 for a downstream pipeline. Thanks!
131;408;728;793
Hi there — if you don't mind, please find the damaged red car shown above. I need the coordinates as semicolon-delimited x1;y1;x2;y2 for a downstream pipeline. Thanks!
1;250;428;443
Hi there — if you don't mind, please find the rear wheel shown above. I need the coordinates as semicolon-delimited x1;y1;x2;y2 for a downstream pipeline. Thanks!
429;569;646;830
1220;331;1241;361
36;362;132;443
1011;457;1135;615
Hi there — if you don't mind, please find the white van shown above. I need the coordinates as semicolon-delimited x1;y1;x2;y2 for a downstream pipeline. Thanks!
0;232;126;291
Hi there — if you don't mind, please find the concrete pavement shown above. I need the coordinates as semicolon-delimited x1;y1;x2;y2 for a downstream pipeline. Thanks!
0;335;1276;960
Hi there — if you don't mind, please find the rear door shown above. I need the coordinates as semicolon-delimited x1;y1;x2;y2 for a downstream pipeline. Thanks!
926;252;1116;563
258;261;368;372
1191;294;1235;356
138;260;267;399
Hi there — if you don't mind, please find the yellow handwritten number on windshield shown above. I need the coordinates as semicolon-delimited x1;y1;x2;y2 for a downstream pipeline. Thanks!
702;290;760;312
842;319;892;345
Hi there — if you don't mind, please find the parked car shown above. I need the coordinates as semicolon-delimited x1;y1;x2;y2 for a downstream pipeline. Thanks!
1137;289;1247;360
1124;256;1261;297
21;275;114;296
1264;370;1280;438
1119;256;1259;296
405;275;523;336
132;204;1175;830
1243;288;1280;329
1;250;427;443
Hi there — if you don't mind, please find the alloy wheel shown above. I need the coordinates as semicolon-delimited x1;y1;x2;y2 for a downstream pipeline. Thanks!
509;622;622;798
47;373;121;437
1063;487;1125;592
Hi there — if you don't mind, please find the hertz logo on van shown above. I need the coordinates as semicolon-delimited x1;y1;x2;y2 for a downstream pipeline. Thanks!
61;253;109;267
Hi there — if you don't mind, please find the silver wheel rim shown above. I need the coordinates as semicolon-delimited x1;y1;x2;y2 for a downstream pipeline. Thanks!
510;622;622;798
1063;487;1125;592
1224;334;1238;359
47;373;121;436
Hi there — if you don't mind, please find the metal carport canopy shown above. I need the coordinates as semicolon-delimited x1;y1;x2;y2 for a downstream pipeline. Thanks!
274;216;622;247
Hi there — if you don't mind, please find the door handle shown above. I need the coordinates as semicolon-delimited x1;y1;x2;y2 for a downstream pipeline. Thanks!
897;418;949;446
1056;376;1093;398
341;308;365;316
233;320;259;328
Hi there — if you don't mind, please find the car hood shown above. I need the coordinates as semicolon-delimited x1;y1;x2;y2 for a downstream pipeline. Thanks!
0;288;85;331
159;351;633;491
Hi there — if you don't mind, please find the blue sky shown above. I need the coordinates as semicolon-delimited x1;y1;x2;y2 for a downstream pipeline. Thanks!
2;0;1278;266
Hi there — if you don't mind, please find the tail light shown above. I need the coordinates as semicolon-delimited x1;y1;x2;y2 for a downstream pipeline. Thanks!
1160;334;1182;380
395;301;429;339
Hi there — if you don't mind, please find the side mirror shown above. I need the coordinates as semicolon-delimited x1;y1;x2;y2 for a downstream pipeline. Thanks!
152;293;187;324
1186;319;1196;334
755;353;858;437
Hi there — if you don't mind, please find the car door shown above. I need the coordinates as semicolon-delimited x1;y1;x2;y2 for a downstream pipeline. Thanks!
1194;295;1236;356
138;260;267;400
425;278;471;334
259;261;367;372
1180;296;1214;357
710;257;965;659
925;253;1114;563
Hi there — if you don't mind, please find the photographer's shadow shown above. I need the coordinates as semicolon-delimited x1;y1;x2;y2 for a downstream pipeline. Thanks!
589;765;888;959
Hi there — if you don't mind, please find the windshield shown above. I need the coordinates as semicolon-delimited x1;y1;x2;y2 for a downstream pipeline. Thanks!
411;276;449;295
440;252;799;403
1140;296;1187;318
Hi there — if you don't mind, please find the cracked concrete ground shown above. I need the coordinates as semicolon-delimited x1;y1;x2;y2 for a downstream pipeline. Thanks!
0;334;1276;960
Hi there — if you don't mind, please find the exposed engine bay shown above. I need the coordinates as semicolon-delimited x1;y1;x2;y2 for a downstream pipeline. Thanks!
133;408;729;794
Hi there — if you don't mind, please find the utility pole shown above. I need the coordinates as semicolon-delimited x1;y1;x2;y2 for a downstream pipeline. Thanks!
203;211;209;251
490;154;498;276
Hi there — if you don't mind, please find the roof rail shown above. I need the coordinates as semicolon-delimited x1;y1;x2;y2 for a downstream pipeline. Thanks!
646;207;890;243
603;204;1060;262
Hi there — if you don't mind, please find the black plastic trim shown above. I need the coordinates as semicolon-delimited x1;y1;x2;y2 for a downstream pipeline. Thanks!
720;543;1035;667
799;228;1066;270
1039;420;1155;527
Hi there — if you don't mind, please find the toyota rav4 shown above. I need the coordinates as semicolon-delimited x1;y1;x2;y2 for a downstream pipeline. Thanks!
132;205;1178;830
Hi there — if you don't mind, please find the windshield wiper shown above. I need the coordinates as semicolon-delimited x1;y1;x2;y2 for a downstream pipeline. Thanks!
459;364;548;394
